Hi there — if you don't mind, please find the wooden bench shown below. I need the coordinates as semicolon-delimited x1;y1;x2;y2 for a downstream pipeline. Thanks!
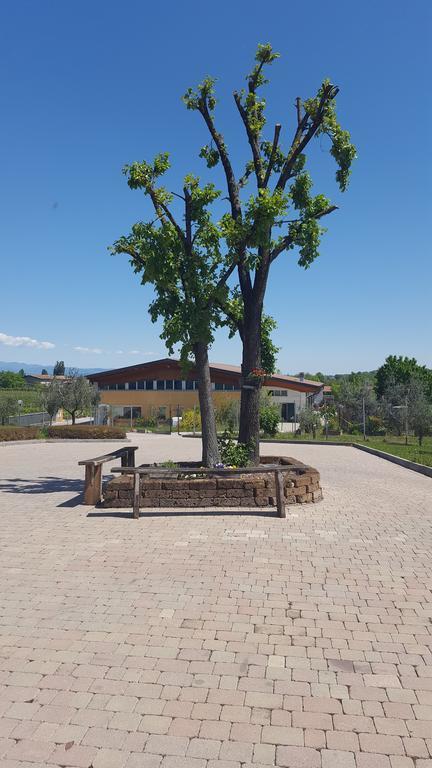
79;446;138;505
110;464;309;519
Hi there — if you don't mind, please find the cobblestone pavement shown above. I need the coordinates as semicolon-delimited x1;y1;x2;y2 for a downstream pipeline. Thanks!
0;435;431;767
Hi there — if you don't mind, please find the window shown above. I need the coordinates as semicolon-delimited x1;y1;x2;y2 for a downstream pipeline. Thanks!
145;380;154;390
174;380;183;390
215;382;224;391
165;380;173;390
137;380;145;390
185;380;194;390
117;382;125;390
108;384;117;391
224;383;235;391
124;407;142;419
157;380;165;390
128;382;137;390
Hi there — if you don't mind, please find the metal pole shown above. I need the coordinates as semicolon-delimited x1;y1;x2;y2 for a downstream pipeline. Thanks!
362;396;366;441
405;396;408;445
193;405;196;436
177;404;180;434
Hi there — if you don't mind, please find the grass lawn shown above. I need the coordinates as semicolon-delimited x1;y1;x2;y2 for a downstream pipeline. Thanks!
269;433;432;468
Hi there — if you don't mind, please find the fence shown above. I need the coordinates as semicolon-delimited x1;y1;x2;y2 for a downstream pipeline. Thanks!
8;411;50;427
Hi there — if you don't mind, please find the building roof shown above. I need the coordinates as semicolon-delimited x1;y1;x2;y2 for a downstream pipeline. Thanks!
25;373;67;381
88;358;323;392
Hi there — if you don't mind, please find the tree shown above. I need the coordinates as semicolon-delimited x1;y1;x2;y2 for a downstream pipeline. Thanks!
408;377;432;446
0;371;26;389
375;355;432;399
111;162;236;466
184;43;356;462
41;380;62;425
299;408;321;438
53;360;65;376
0;395;16;425
60;372;99;424
259;390;280;436
41;368;48;375
336;376;376;433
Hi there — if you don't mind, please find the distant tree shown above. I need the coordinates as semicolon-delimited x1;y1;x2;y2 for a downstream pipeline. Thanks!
379;378;407;435
299;408;321;438
59;372;99;424
53;360;65;376
18;368;25;377
408;376;432;446
259;391;280;436
0;395;16;425
336;376;377;432
0;371;26;389
375;355;432;399
41;368;48;375
41;380;62;425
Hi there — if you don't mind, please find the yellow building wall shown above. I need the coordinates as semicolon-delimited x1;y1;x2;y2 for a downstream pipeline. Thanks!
99;389;240;417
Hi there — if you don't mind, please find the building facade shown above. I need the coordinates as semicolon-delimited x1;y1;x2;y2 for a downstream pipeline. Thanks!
88;358;323;425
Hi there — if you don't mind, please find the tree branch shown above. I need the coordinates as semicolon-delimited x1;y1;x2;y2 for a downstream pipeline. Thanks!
233;91;263;186
269;205;338;263
275;85;339;192
263;123;281;187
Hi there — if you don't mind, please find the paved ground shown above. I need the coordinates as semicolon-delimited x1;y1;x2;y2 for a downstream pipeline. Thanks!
0;434;431;768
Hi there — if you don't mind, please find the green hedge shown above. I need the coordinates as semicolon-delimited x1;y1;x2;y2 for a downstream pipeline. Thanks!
46;425;127;439
0;426;41;441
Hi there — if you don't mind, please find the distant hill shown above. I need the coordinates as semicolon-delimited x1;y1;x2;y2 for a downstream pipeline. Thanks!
0;361;106;376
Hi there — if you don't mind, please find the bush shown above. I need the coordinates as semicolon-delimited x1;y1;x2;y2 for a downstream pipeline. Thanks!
259;403;280;436
46;425;127;439
367;415;386;436
218;431;252;467
0;426;41;441
179;409;201;432
299;409;321;436
215;400;238;431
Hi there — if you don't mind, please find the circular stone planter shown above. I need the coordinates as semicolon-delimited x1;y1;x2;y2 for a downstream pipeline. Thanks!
102;455;322;509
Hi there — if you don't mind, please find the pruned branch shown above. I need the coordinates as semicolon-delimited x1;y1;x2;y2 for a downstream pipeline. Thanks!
276;84;339;191
198;99;242;220
233;91;264;186
263;123;281;187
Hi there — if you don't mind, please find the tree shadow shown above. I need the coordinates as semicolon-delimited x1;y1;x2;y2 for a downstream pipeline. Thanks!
0;476;85;507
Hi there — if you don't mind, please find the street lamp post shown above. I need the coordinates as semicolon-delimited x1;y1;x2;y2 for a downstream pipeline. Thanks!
17;399;23;426
394;399;409;445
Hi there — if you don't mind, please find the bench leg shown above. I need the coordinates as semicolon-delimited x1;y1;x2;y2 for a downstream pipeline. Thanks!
84;464;102;505
133;473;140;519
275;470;286;518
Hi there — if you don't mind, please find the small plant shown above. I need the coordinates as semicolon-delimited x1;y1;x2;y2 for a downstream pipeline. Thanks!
218;430;252;467
299;408;321;438
161;459;178;468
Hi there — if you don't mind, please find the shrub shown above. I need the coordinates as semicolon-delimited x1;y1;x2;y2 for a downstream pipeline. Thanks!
179;409;201;432
218;431;252;467
299;409;321;436
0;426;41;441
215;400;238;431
367;415;386;436
46;425;126;439
259;403;280;436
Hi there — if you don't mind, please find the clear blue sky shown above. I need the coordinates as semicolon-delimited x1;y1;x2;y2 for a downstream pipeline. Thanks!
1;0;431;374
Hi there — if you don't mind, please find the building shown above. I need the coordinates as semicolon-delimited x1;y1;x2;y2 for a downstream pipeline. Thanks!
88;358;324;425
24;373;67;387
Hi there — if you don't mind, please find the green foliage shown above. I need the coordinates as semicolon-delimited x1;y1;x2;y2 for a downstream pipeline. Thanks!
59;375;100;423
259;395;280;437
53;360;65;376
215;400;239;432
0;371;26;389
375;355;432;399
299;409;321;435
218;431;252;467
0;394;17;425
161;459;178;468
180;408;202;432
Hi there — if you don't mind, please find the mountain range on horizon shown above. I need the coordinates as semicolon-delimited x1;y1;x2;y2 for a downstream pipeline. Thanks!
0;360;106;376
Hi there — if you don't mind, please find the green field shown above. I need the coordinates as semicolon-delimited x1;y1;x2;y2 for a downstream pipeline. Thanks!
0;388;43;415
270;433;432;468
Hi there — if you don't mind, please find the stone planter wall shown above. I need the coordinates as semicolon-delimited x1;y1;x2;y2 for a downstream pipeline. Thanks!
103;456;322;509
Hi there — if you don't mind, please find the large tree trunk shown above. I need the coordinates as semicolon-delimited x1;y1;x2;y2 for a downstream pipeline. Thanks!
238;298;263;465
193;341;220;466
